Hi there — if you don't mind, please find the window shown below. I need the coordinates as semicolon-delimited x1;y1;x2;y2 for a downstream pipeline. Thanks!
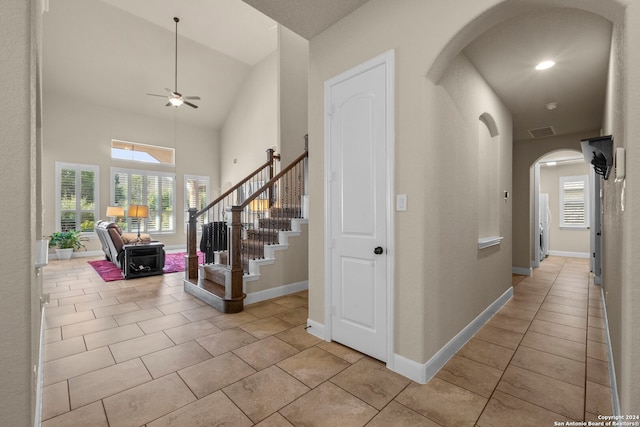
560;175;589;228
55;163;99;233
111;140;175;166
111;167;176;233
185;175;210;230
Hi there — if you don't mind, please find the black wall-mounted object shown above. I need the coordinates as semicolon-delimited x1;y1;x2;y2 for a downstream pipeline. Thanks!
580;135;613;179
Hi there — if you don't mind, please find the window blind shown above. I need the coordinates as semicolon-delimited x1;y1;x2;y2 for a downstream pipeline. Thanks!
112;168;176;233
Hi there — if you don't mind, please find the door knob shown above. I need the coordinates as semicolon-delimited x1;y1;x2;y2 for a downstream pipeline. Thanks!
374;246;384;255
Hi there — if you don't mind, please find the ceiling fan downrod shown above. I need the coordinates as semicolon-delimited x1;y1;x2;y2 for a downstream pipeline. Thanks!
174;17;179;94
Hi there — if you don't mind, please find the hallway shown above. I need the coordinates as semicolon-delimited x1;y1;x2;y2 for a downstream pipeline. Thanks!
40;255;612;426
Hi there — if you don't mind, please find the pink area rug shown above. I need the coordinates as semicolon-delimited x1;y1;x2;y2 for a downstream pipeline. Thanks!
88;251;204;282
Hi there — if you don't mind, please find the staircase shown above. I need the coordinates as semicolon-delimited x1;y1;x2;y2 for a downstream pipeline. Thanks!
184;138;308;313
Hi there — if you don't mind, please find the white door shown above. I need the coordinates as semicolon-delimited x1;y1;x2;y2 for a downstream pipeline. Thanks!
325;51;393;362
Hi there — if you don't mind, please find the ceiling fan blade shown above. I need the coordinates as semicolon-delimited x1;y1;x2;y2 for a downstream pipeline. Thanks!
165;102;172;107
164;88;174;94
183;96;201;100
183;101;199;109
146;93;167;98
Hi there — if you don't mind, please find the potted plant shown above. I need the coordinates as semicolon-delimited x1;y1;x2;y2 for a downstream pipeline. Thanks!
48;230;87;260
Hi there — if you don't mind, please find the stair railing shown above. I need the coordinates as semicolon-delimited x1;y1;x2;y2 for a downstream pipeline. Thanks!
186;137;308;312
185;148;280;281
232;141;309;278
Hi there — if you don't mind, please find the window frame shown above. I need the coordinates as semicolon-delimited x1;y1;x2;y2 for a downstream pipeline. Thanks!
111;139;175;166
55;162;100;235
184;174;210;232
559;175;590;229
111;167;177;234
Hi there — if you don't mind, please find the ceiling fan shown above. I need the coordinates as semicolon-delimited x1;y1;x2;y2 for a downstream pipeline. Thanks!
147;17;200;109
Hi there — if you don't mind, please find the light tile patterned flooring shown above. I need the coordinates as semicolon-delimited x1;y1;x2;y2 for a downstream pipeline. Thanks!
41;255;612;426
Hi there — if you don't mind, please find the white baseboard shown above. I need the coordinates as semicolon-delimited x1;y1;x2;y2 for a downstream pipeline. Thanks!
600;287;621;416
390;286;513;384
49;250;103;260
244;280;308;305
305;318;327;341
34;309;45;427
393;353;429;384
310;287;514;385
547;250;590;258
512;266;532;276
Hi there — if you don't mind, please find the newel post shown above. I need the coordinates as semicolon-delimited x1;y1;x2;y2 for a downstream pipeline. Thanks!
230;206;244;303
186;208;198;281
267;148;280;208
303;134;309;219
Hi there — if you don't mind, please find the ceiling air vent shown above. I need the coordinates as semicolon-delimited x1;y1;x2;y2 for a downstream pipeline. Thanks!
528;126;556;139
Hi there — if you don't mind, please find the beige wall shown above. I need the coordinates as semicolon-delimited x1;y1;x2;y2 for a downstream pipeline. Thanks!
0;0;41;425
278;27;309;163
539;160;591;255
245;224;308;294
308;0;513;364
42;96;220;251
220;52;278;187
601;6;636;412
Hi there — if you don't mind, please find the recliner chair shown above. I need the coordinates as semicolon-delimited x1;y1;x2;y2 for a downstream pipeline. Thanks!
95;220;151;269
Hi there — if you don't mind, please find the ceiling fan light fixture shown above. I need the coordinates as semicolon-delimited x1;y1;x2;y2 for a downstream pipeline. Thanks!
535;60;556;71
169;97;183;107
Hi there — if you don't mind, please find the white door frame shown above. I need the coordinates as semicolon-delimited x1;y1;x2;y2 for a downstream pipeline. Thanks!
323;50;395;366
533;162;541;269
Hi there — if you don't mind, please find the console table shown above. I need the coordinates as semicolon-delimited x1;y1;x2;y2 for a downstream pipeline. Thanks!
122;242;165;279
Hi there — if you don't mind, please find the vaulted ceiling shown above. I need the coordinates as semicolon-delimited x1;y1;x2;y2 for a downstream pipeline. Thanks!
44;1;613;142
43;0;278;130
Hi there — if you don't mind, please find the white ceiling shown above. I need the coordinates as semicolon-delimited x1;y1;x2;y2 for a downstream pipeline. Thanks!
464;8;612;141
43;0;278;130
100;0;277;66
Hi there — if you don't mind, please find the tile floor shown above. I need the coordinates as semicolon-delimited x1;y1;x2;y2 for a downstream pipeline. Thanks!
41;255;612;426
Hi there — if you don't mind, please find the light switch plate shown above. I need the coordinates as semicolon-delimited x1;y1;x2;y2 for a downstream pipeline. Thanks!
396;194;407;211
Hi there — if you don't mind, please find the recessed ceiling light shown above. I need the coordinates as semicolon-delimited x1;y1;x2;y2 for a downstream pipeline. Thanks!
546;102;558;110
535;60;556;71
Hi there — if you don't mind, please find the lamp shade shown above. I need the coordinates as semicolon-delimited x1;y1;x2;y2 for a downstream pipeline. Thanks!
106;206;124;217
249;199;269;213
127;205;149;218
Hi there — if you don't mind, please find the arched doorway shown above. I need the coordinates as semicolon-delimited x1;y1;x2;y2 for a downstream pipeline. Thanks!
426;0;622;276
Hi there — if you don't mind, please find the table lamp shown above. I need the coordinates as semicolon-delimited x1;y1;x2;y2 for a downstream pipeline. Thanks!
127;205;149;242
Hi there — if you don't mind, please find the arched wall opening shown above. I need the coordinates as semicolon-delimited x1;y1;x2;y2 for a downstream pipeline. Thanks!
478;113;500;239
426;0;624;274
533;149;591;265
423;0;630;413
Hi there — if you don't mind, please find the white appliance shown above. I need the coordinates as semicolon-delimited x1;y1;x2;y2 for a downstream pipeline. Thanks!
539;193;550;261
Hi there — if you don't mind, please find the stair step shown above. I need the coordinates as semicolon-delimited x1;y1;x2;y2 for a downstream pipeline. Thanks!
200;264;228;285
259;217;291;230
246;228;279;243
198;278;225;299
269;207;302;218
